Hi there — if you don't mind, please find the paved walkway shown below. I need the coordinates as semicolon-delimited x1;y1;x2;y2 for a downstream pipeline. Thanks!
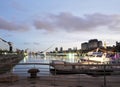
0;74;120;87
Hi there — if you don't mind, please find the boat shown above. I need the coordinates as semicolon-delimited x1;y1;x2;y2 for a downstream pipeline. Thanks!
50;60;113;75
80;48;113;64
50;60;81;74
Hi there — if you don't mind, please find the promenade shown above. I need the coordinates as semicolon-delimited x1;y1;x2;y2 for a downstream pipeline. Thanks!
0;74;120;87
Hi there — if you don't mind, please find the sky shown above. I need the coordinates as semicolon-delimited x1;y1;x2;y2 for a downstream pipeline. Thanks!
0;0;120;52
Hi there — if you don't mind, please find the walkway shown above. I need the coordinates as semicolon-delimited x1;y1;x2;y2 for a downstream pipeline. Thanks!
0;74;120;87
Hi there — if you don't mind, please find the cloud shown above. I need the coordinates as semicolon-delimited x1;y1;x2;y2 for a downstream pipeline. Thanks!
23;42;40;45
33;12;120;32
0;17;29;32
23;42;31;45
34;19;54;32
33;42;40;45
1;12;120;33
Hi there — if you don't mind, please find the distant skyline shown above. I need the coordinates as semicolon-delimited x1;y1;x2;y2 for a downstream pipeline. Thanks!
0;0;120;52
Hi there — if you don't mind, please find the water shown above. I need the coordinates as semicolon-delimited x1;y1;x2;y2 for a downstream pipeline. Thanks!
12;54;79;76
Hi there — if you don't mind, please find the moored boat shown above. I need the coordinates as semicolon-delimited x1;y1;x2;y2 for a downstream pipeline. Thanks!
50;60;113;75
80;48;113;64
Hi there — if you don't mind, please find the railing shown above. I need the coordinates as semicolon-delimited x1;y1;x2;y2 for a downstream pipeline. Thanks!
0;63;120;87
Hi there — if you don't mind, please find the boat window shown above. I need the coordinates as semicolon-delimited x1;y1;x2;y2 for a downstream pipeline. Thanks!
96;55;102;57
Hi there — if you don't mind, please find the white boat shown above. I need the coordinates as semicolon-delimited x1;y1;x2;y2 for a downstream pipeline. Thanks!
80;48;113;64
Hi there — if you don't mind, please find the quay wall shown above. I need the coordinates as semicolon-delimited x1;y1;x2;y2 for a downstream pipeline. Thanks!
0;54;24;74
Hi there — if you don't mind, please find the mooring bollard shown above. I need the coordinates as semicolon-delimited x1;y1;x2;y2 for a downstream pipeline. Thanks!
28;68;40;78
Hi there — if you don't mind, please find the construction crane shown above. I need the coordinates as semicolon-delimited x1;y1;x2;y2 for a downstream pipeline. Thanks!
0;37;13;52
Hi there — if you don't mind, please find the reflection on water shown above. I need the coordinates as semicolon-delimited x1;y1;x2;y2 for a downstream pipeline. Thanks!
67;53;75;63
23;56;28;63
13;54;79;76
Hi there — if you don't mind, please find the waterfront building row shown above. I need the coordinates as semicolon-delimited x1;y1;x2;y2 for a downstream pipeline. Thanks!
81;39;102;50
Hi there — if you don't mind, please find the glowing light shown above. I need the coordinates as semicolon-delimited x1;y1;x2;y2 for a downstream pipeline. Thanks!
68;53;75;63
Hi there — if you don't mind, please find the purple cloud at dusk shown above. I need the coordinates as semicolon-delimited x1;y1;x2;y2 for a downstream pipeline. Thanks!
0;17;29;32
33;13;120;32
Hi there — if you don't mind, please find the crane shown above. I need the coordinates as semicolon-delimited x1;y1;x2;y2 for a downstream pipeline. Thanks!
0;37;13;52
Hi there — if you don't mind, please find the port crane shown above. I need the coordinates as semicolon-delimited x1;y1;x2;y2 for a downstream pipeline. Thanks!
0;37;13;52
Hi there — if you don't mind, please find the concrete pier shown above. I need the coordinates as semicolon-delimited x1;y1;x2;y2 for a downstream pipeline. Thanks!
0;54;24;74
